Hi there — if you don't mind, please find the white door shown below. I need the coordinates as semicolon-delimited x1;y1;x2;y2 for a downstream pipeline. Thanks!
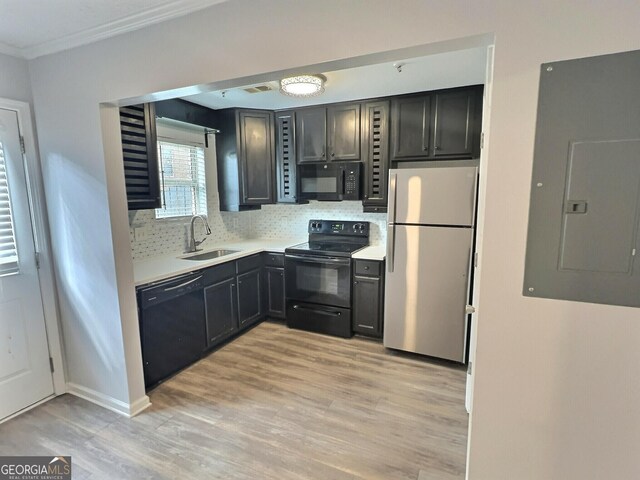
0;107;53;420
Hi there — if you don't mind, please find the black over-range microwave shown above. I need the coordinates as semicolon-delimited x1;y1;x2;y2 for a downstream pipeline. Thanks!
298;162;361;201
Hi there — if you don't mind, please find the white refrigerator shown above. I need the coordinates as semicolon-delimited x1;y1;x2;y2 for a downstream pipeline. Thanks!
383;166;477;362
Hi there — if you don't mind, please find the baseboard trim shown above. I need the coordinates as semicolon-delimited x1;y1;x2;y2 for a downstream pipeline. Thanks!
0;394;56;425
67;383;151;418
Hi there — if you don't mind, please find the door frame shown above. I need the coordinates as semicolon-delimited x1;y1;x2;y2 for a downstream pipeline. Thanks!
0;97;66;398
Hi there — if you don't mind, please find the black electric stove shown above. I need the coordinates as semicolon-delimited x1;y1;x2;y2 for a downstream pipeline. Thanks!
285;220;370;338
286;220;370;257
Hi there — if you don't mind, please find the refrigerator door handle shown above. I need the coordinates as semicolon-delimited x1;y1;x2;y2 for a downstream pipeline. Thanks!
388;172;398;224
387;223;395;273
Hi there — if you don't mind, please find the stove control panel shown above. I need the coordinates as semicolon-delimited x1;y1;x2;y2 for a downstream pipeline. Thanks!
308;220;370;237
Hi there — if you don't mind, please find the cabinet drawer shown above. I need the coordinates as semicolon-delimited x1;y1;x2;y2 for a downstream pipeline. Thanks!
202;261;235;286
236;254;262;274
354;259;382;276
264;252;285;267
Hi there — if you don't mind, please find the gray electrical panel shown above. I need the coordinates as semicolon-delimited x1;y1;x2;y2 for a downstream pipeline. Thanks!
523;49;640;307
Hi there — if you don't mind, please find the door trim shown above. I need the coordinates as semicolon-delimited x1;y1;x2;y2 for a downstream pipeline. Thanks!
0;98;66;396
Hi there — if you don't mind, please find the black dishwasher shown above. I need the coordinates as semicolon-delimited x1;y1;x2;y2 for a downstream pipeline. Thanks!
138;272;206;388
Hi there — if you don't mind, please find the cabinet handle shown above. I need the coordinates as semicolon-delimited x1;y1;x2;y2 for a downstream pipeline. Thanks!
364;266;369;270
331;152;335;157
423;146;428;151
435;145;441;150
354;281;358;285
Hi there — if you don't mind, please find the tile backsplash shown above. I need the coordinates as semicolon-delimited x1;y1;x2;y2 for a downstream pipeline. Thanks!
129;201;386;260
247;201;387;244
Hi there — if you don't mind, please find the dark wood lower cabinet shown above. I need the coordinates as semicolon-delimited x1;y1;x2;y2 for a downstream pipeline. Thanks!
204;277;238;346
141;253;385;376
202;255;264;349
265;266;285;318
237;268;263;327
352;260;384;338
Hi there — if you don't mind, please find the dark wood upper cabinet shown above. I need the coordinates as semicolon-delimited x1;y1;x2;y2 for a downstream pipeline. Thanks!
432;89;477;158
296;107;326;163
296;103;361;163
275;111;299;203
120;103;162;210
390;95;431;161
238;110;275;204
216;108;275;211
327;103;361;161
390;85;482;162
361;101;390;212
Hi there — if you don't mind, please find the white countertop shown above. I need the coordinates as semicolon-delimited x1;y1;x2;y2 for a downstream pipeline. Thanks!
134;238;305;287
352;245;386;261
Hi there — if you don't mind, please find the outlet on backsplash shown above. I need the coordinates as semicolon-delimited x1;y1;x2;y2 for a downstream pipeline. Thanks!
133;225;151;241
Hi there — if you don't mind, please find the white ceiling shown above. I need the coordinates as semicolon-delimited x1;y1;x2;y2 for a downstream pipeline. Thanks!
0;0;229;59
185;47;488;110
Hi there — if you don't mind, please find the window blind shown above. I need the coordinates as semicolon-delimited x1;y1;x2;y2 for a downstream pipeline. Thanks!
0;141;19;276
155;141;207;219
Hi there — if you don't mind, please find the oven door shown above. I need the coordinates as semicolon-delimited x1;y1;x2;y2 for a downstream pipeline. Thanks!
285;253;351;307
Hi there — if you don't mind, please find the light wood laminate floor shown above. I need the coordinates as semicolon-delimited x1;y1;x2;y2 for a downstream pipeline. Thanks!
0;322;468;480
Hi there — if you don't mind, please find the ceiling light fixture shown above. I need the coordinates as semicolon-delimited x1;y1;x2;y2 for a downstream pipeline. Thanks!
280;74;325;97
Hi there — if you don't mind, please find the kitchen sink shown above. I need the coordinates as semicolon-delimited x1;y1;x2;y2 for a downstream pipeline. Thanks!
181;249;240;261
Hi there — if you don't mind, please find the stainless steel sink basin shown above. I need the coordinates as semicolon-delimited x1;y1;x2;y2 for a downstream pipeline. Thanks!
181;249;240;261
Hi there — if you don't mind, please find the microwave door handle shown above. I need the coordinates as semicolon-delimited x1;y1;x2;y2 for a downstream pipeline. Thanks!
338;165;345;197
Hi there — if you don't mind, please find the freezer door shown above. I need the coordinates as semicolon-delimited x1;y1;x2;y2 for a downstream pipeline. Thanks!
383;225;473;362
389;167;477;226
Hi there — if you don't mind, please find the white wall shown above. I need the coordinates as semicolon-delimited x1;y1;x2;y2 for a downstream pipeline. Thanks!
0;52;32;102
27;0;640;477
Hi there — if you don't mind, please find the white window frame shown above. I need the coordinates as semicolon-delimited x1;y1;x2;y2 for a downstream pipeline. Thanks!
154;120;210;220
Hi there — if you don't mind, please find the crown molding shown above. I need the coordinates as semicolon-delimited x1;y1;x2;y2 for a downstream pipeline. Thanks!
12;0;228;60
0;41;23;58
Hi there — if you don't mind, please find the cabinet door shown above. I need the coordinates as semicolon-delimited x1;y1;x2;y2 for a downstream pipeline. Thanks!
237;268;263;328
296;107;327;163
327;103;361;161
265;267;285;318
432;90;476;158
204;277;238;346
390;95;431;160
352;275;382;337
362;101;390;211
238;110;275;204
275;111;298;203
120;103;161;210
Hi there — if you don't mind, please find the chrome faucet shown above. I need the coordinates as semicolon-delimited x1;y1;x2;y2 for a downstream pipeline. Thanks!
187;215;212;253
